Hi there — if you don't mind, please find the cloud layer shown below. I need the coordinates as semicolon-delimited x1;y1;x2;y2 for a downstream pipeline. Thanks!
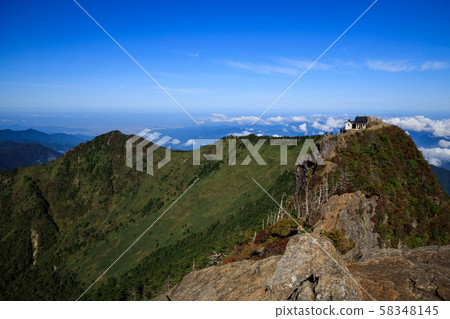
419;147;450;167
223;58;448;75
385;116;450;138
367;60;449;72
178;113;450;169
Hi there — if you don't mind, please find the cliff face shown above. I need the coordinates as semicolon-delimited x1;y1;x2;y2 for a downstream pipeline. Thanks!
157;125;449;301
312;191;379;260
295;125;448;252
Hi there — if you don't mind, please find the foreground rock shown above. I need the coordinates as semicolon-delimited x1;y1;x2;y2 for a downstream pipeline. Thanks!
265;234;363;301
155;233;450;301
347;245;450;301
156;234;363;301
154;256;281;301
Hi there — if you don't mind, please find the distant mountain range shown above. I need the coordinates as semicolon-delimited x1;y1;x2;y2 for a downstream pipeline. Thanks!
0;141;62;171
0;129;92;171
0;129;91;152
431;165;450;195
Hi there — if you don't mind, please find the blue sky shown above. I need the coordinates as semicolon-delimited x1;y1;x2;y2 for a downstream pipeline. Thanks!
1;0;450;121
0;0;449;167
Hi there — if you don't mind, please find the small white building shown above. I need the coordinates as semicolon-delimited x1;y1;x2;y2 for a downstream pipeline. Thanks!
340;116;372;133
344;120;353;131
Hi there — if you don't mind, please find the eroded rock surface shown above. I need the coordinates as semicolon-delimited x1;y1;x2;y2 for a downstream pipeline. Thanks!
156;234;363;301
30;229;39;265
155;234;450;301
155;256;281;301
347;245;450;301
313;191;379;260
265;234;363;301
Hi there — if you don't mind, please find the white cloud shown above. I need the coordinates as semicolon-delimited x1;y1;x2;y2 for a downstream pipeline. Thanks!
223;57;344;76
204;113;260;125
385;116;450;138
438;139;450;148
230;130;253;137
367;60;416;72
277;58;332;71
266;115;310;124
266;116;285;123
291;123;308;134
184;139;194;146
171;139;181;145
419;147;450;167
224;60;299;76
291;116;308;122
272;134;282;137
299;123;308;133
421;61;449;71
201;114;449;139
202;114;315;126
367;59;448;72
311;116;344;132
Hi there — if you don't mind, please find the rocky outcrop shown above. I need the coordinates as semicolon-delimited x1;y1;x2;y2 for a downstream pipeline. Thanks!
313;191;379;260
30;229;39;265
318;134;345;160
347;245;450;301
265;234;363;301
154;255;281;301
156;233;450;301
293;154;319;198
156;234;363;301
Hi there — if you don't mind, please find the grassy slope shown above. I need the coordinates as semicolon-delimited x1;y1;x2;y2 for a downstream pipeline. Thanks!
0;131;314;300
61;135;311;285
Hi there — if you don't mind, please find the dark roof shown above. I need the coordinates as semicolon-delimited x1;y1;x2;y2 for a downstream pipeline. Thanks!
354;116;369;124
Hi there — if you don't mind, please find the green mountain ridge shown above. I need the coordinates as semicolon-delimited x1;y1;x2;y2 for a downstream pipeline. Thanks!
0;126;448;300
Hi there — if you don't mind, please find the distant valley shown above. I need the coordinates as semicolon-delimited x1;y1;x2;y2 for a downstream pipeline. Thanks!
0;129;91;152
0;129;92;171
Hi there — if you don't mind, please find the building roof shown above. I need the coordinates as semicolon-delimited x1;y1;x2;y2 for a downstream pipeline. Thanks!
354;116;369;124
